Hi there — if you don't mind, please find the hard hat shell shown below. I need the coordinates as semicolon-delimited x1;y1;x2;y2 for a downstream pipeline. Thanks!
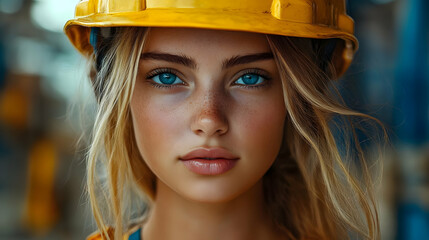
64;0;358;77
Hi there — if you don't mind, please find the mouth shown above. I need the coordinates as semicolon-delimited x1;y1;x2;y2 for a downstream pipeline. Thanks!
179;147;239;175
179;147;240;161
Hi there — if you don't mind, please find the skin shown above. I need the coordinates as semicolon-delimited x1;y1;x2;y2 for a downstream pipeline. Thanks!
130;27;287;240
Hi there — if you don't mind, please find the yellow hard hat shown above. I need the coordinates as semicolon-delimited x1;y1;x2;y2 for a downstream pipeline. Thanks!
64;0;358;77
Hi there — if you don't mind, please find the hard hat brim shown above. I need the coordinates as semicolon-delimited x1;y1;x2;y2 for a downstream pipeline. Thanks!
64;9;358;77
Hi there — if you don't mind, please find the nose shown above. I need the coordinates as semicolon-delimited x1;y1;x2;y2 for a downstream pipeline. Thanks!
190;92;229;137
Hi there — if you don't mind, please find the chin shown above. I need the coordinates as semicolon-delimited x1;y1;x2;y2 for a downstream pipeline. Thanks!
176;177;258;204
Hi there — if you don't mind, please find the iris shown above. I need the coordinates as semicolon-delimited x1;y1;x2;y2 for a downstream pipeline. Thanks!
239;74;263;85
156;73;177;84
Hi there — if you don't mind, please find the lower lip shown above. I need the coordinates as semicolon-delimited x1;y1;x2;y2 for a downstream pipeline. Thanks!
180;159;238;175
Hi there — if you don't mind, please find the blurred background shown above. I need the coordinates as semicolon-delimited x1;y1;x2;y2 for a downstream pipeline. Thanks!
0;0;428;239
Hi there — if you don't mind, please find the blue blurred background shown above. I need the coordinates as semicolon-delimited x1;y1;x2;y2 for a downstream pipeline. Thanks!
0;0;428;239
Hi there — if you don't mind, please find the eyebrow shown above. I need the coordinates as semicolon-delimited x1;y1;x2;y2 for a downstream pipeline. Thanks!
223;52;274;69
141;52;197;69
140;52;274;70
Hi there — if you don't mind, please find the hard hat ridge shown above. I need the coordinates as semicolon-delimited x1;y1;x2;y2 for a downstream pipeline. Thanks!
65;0;358;77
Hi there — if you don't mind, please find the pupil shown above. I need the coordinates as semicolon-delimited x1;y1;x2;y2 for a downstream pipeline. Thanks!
243;74;258;84
160;73;176;84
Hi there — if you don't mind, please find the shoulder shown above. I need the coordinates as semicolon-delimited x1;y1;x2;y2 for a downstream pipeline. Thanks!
86;232;102;240
86;228;113;240
86;225;142;240
86;227;115;240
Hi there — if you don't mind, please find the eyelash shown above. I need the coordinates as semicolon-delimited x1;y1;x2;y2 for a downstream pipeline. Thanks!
145;68;272;89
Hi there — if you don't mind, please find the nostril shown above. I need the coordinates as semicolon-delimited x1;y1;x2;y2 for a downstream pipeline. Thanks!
191;116;229;136
190;100;229;136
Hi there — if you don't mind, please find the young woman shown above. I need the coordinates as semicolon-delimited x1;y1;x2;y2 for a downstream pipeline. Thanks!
64;1;384;239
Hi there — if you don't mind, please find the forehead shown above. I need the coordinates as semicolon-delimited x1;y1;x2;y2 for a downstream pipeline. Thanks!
143;27;271;54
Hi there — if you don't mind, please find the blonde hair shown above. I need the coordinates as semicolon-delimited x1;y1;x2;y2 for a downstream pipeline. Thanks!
85;27;385;240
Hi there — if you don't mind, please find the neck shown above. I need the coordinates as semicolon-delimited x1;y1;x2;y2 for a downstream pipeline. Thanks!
143;179;284;240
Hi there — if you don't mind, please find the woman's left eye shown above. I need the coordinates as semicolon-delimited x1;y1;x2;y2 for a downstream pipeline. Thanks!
234;72;270;89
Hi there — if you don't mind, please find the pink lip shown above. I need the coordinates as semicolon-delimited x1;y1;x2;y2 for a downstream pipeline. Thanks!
179;147;239;160
179;148;239;175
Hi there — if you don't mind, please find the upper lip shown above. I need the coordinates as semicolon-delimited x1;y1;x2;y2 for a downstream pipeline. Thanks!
179;147;240;161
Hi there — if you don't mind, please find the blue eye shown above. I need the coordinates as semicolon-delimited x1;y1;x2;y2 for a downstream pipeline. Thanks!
152;72;183;85
235;73;266;86
146;68;271;89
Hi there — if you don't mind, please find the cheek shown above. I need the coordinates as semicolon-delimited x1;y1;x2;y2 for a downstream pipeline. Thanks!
233;94;286;168
130;93;185;169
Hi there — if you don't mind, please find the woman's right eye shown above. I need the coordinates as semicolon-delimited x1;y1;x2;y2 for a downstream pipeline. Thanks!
146;69;185;89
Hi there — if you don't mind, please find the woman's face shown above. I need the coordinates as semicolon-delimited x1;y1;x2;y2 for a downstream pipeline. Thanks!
131;27;286;202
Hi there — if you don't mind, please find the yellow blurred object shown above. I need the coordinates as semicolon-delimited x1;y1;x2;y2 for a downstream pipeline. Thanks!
24;138;59;235
0;86;29;129
64;0;358;77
